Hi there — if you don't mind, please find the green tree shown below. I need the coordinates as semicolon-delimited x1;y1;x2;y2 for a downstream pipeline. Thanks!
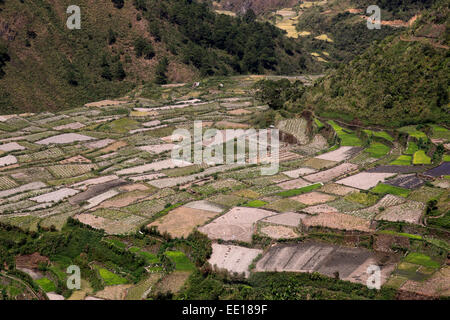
134;37;155;59
115;61;126;81
108;29;117;45
111;0;124;9
155;57;169;84
0;43;10;78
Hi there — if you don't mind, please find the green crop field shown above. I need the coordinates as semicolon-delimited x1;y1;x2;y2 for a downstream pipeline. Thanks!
314;118;324;129
164;251;196;272
366;142;390;158
35;277;57;293
96;267;128;286
129;247;160;264
364;129;394;142
276;183;322;197
371;183;411;197
378;230;423;240
244;200;268;208
430;125;450;140
405;141;418;155
390;155;412;166
413;150;431;165
345;192;379;206
328;121;362;146
404;253;440;269
398;126;428;141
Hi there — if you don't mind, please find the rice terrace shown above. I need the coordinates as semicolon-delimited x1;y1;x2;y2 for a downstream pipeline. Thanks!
0;74;448;301
0;0;448;307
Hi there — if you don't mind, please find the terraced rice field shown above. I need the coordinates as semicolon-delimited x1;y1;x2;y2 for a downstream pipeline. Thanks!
301;212;371;232
255;242;397;286
303;163;358;183
198;207;275;242
336;172;396;190
315;146;360;162
260;225;299;239
291;191;335;205
0;176;18;190
36;133;95;145
208;244;262;277
390;155;412;166
328;121;362;146
375;200;425;224
277;118;309;144
148;205;219;238
413;150;432;165
0;76;447;301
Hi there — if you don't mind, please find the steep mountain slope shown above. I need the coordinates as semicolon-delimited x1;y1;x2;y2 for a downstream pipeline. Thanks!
217;0;438;67
0;0;311;113
211;0;298;15
302;1;449;126
275;0;437;66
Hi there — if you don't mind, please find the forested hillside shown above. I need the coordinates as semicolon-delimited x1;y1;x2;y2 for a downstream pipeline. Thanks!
290;0;438;65
301;1;449;126
0;0;311;113
211;0;298;15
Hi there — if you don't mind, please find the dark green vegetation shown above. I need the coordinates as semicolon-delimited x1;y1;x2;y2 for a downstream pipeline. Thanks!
244;199;268;208
0;43;9;79
371;183;411;197
254;79;305;111
302;1;449;126
0;219;148;296
276;183;322;197
352;0;436;20
294;3;399;66
427;211;450;229
0;0;309;113
180;270;397;300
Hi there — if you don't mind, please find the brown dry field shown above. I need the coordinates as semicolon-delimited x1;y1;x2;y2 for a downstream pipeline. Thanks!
261;212;306;227
75;213;108;229
277;178;310;190
94;285;132;300
302;158;338;170
85;100;128;107
119;183;149;192
319;183;359;196
208;243;262;278
301;212;372;232
215;121;250;129
69;179;127;205
15;253;49;269
302;204;339;214
99;141;127;153
400;266;450;297
260;225;299;239
227;109;252;115
375;200;425;224
74;213;144;234
96;191;149;209
291;191;336;205
303;163;358;183
60;155;91;164
154;271;191;294
198;207;274;242
147;206;218;238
